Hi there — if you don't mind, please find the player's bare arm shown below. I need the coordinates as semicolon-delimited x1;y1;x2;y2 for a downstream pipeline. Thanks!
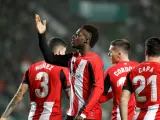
0;83;28;119
120;90;131;120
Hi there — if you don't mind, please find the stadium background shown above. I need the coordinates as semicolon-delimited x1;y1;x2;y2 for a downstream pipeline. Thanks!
0;0;160;119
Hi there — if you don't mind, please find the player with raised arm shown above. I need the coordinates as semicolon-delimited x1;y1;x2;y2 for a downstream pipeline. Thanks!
99;39;138;120
0;38;70;120
35;14;104;120
120;37;160;120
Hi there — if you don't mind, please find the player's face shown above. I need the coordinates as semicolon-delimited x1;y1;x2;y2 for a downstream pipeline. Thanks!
108;45;120;64
71;28;88;49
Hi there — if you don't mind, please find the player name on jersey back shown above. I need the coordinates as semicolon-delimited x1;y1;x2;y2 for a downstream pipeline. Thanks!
138;66;154;73
35;62;54;71
114;66;133;76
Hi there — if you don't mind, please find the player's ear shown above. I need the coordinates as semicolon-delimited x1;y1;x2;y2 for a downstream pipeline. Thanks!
84;38;90;46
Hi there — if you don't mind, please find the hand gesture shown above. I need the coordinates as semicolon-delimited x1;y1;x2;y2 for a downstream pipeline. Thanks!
74;115;84;120
35;14;47;34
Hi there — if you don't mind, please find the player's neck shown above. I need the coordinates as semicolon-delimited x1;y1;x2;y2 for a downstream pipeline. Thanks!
120;56;130;62
146;56;160;63
79;46;91;55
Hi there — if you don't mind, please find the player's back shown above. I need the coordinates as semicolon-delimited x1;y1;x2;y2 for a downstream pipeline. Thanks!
130;61;160;120
27;61;67;120
107;61;138;120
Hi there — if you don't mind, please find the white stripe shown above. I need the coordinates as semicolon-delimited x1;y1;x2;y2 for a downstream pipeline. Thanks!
39;102;54;120
80;113;86;118
108;86;112;92
28;102;37;120
133;107;141;120
74;60;87;112
67;57;76;115
116;107;121;120
143;104;159;120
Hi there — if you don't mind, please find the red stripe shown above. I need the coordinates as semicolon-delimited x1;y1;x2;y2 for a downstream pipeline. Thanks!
49;115;62;120
111;106;118;120
32;107;43;120
73;94;79;116
49;104;62;120
136;110;146;120
155;109;160;119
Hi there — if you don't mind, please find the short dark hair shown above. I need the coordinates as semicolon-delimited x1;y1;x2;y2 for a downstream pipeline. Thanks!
145;37;160;56
82;24;99;48
47;37;67;51
110;39;130;52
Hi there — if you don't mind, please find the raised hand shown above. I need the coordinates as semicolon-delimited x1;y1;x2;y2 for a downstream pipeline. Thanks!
35;14;47;34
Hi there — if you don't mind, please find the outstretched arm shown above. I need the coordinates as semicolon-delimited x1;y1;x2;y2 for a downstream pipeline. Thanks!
35;14;72;67
0;83;28;119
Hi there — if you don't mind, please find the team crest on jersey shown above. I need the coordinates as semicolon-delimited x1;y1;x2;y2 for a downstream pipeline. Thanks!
71;72;81;79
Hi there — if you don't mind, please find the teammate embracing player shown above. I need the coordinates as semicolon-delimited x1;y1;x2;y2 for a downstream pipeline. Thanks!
99;39;138;120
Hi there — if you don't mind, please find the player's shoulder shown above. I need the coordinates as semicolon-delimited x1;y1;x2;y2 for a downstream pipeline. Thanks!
145;61;160;67
118;61;139;66
105;65;114;72
87;52;103;63
104;64;118;76
106;61;138;74
106;61;126;71
72;52;80;57
129;61;139;65
104;66;112;76
115;61;138;69
134;61;160;69
59;66;69;72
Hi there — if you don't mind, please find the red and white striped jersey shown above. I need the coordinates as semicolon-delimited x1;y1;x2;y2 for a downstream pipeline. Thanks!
124;61;160;120
100;61;138;120
22;61;70;120
66;52;104;119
